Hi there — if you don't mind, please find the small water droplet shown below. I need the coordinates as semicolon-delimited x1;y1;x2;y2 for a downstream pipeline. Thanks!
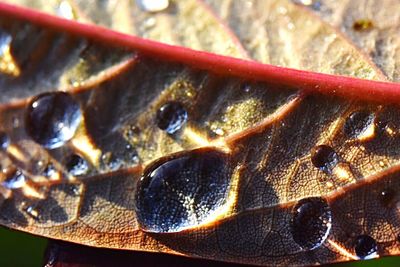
126;144;140;165
135;148;232;233
137;0;169;12
0;131;10;149
290;197;332;250
24;205;39;220
101;152;124;171
56;1;75;19
0;30;11;56
311;145;338;172
66;154;89;176
2;169;26;189
379;189;396;208
143;17;156;29
26;92;82;149
42;164;56;178
344;111;375;140
354;235;378;260
156;101;188;134
241;83;252;93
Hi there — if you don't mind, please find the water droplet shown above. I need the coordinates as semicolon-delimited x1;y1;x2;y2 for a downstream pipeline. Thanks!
379;189;396;208
0;131;10;149
125;144;140;165
24;205;39;220
2;169;26;189
354;235;378;260
290;197;332;250
42;164;56;178
241;83;252;93
0;30;20;76
135;148;232;233
156;101;188;134
311;145;338;172
101;152;124;171
344;111;375;139
56;1;75;19
26;92;82;149
0;30;11;56
66;154;89;176
137;0;169;12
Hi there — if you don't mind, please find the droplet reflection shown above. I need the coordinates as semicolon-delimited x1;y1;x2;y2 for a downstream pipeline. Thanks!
135;148;231;233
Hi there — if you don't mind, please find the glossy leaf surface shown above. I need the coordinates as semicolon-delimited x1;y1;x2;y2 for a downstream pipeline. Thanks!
0;1;399;266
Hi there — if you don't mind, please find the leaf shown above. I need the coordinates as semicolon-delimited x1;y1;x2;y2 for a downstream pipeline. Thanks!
0;1;399;267
292;0;400;81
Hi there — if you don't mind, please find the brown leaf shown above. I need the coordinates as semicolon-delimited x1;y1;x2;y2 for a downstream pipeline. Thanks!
0;1;399;267
292;0;400;81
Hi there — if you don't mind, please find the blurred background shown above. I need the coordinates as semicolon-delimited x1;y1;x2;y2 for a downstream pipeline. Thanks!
1;226;399;267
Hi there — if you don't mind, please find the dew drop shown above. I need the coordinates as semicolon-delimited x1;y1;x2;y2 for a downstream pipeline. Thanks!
0;30;11;56
66;154;89;176
26;92;82;149
155;101;188;134
354;235;378;260
137;0;169;12
0;131;10;150
101;152;124;171
135;148;232;233
311;145;338;172
2;169;26;189
42;164;56;178
343;111;375;139
56;1;75;19
290;197;332;250
24;205;40;220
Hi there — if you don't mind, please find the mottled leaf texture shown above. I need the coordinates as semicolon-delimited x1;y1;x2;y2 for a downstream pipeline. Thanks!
0;1;399;267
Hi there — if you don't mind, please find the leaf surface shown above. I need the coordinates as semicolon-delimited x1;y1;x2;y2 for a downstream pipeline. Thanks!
0;1;399;267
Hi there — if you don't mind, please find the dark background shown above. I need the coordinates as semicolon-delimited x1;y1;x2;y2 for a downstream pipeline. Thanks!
1;226;399;267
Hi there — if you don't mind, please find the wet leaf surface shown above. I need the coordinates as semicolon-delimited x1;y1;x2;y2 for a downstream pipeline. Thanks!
0;1;399;266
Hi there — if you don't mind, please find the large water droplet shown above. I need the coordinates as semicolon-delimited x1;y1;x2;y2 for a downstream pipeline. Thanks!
311;145;338;172
155;101;188;134
0;131;10;150
343;111;375;139
2;169;26;189
26;92;82;149
290;197;332;250
137;0;169;12
135;148;232;233
66;154;89;176
354;235;378;260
